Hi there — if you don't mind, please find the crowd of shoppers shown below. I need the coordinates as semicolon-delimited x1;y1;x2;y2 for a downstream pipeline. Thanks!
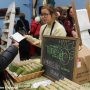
14;5;78;59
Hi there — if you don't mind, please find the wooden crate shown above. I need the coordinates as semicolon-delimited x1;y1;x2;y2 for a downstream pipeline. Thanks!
6;69;44;83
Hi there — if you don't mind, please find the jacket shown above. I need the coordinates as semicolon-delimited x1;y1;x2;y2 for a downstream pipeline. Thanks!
0;45;18;89
30;20;41;38
15;19;29;34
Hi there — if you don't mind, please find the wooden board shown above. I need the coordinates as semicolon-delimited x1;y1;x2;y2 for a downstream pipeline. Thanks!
71;0;82;45
41;36;79;80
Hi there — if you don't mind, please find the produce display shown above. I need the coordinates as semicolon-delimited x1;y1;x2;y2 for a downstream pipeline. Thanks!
4;76;52;90
8;60;43;77
4;76;85;90
4;60;86;90
37;78;85;90
17;76;52;90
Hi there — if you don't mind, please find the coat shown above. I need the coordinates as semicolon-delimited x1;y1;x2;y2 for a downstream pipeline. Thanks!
30;20;41;38
15;19;29;35
63;18;75;37
29;20;41;56
0;45;18;89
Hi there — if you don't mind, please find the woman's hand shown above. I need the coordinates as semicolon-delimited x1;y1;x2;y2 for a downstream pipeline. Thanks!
72;30;78;38
33;39;40;45
24;35;41;47
24;35;37;44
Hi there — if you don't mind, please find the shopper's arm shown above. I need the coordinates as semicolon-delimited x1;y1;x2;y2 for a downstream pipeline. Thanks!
0;44;18;71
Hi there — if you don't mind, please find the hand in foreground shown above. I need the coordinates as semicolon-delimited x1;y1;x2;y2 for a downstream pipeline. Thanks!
72;31;78;38
12;41;19;48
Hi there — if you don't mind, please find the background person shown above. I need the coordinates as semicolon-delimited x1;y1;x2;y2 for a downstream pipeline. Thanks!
15;13;30;60
63;6;78;38
15;13;29;35
29;16;42;57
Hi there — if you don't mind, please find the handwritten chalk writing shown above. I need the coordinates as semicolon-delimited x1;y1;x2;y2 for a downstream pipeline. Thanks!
43;59;60;70
61;67;70;73
50;69;59;77
46;45;71;65
42;36;78;80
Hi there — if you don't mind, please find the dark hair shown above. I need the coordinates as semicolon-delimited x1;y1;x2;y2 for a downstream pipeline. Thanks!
19;13;25;20
39;6;43;15
41;5;56;15
67;6;72;18
55;6;63;15
67;6;74;26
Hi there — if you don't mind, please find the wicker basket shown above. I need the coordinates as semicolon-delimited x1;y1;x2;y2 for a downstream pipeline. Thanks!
6;69;44;83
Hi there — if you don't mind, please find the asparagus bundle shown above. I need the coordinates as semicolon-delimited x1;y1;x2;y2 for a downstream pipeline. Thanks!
38;85;50;90
8;61;43;76
36;78;85;90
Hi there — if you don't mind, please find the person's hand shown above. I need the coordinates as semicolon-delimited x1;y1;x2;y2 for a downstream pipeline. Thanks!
24;35;35;43
24;35;29;38
33;39;40;45
24;35;40;47
12;41;19;48
72;30;78;38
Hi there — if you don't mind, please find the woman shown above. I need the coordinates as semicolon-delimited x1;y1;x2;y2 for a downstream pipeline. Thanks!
55;6;65;25
63;6;77;37
25;5;66;47
0;42;18;89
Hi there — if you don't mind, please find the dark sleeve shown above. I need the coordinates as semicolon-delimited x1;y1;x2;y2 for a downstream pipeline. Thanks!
25;20;30;33
15;20;23;32
15;21;19;32
0;45;18;71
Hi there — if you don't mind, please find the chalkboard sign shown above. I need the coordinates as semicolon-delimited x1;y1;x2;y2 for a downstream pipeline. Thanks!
41;36;79;80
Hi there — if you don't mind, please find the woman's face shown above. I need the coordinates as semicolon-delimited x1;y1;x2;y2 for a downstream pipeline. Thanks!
41;9;53;24
69;8;74;18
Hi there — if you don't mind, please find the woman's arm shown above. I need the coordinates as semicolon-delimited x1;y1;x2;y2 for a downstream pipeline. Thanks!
25;35;41;48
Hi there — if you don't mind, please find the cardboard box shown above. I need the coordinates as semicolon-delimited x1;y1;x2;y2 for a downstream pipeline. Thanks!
85;56;90;80
73;45;90;84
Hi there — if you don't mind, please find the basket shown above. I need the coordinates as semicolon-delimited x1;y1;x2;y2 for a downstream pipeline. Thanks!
6;69;44;83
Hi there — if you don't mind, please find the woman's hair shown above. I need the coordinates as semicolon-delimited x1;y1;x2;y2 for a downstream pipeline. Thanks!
55;6;63;15
67;6;72;18
41;5;56;15
67;6;74;26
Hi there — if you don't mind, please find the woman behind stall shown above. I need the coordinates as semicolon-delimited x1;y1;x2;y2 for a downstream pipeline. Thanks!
63;6;78;37
25;5;66;47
